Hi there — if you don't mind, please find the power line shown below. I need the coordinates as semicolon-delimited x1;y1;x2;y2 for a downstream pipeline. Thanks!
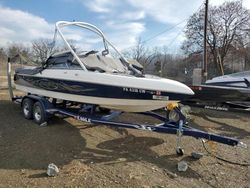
141;19;187;44
122;2;205;51
141;2;205;45
121;20;187;52
167;26;186;47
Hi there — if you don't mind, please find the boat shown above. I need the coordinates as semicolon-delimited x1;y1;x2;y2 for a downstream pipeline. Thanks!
205;71;250;101
13;21;194;112
205;70;250;88
183;71;250;112
186;71;250;102
189;84;250;102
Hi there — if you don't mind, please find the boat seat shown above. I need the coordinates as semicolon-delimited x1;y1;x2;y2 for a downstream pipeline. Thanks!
127;59;143;71
99;55;127;73
80;55;115;73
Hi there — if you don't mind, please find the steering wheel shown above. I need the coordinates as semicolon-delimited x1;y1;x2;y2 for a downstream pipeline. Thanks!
84;50;99;57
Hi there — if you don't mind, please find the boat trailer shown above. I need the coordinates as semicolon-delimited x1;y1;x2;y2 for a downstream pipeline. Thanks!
7;60;247;155
11;94;247;154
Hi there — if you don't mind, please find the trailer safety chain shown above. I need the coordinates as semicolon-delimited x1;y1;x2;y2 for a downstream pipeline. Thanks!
201;139;250;166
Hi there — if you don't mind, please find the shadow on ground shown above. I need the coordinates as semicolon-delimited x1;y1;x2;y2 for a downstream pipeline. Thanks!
191;110;250;139
0;100;87;170
91;135;202;179
0;101;201;178
0;100;226;179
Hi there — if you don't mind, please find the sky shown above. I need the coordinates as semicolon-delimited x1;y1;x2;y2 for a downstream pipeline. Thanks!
0;0;250;53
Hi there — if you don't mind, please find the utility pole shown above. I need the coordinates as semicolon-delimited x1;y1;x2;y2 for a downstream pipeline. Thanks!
203;0;208;82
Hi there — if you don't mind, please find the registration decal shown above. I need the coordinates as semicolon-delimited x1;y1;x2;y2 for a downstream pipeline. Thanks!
153;95;169;100
123;87;146;93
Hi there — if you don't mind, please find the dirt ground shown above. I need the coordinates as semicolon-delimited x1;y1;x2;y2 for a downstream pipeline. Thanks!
0;61;250;187
0;88;249;188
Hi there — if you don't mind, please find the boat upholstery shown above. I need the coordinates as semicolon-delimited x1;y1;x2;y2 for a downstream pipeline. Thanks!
81;55;127;73
99;55;127;73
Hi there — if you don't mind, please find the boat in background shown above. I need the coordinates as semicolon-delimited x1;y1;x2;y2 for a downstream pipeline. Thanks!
205;71;250;88
189;84;250;102
14;21;194;112
187;71;250;102
184;71;250;112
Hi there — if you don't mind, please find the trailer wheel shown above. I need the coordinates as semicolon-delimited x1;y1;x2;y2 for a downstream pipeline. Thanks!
33;101;47;125
99;107;111;113
22;98;34;120
176;147;184;156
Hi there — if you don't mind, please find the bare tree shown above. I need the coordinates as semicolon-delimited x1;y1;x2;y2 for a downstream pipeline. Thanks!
0;48;6;61
182;0;250;75
5;43;31;64
122;37;155;72
32;38;55;63
6;43;30;58
142;47;160;71
131;37;148;62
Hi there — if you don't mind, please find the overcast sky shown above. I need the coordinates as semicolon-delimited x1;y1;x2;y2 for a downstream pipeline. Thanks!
0;0;250;52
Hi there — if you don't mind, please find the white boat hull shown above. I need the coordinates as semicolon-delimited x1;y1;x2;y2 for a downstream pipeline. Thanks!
16;85;178;112
14;69;194;112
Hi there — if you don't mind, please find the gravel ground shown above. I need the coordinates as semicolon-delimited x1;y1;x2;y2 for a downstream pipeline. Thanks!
0;88;250;188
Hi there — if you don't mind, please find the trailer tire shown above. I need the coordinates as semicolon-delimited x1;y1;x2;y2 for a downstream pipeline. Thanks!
33;101;47;125
99;107;111;113
22;98;34;120
176;147;184;156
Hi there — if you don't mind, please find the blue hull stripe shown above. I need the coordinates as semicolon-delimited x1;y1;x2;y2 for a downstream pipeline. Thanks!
15;74;190;101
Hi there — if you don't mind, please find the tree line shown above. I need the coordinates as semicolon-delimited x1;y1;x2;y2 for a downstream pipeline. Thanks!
0;0;249;83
